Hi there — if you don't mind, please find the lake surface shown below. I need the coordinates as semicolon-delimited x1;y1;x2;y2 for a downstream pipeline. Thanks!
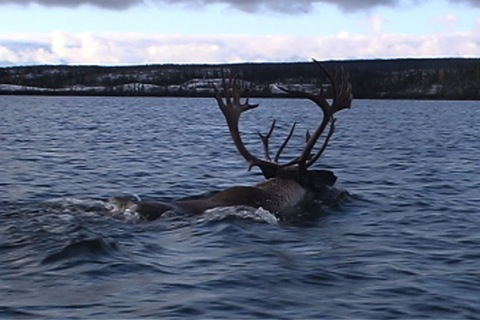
1;96;479;319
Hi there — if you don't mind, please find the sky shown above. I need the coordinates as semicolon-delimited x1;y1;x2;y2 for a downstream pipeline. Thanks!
0;0;479;66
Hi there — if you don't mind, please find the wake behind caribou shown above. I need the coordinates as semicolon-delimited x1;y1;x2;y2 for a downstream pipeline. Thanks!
107;60;353;222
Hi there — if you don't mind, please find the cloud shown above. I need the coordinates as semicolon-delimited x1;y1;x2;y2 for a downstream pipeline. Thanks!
1;31;479;66
370;14;387;33
1;0;479;13
432;14;458;29
456;0;480;7
0;0;143;10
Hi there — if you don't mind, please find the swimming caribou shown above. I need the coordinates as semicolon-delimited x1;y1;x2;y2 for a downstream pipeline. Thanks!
107;60;353;221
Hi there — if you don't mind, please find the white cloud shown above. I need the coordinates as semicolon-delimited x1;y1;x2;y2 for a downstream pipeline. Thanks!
432;14;458;29
370;14;387;33
0;31;479;66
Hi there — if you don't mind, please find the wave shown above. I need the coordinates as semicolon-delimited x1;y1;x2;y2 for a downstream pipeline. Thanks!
41;237;119;265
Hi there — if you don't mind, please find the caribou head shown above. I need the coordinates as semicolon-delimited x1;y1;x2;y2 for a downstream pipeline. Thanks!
108;60;352;221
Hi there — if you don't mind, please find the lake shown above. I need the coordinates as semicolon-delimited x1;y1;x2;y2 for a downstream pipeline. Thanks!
1;96;479;319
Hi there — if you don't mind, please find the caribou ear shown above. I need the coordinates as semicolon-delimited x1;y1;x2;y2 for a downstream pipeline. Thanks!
308;169;337;188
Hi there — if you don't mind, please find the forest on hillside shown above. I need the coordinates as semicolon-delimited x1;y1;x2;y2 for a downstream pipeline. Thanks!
0;58;479;100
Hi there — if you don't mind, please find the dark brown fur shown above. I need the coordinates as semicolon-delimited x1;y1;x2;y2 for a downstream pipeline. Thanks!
108;177;311;221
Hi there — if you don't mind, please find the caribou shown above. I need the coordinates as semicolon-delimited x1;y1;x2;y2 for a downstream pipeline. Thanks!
107;60;352;221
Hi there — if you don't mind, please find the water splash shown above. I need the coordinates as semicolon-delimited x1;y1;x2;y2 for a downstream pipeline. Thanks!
201;206;279;225
43;197;107;215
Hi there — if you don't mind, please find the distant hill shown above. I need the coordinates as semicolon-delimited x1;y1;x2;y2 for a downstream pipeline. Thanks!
0;58;479;100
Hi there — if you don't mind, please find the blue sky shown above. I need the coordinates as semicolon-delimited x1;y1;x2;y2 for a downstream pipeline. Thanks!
0;0;479;65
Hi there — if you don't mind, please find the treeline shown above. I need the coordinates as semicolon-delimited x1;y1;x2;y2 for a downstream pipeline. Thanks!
0;58;479;99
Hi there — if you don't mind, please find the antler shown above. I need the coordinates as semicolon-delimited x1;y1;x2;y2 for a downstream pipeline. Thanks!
214;60;352;179
214;72;281;178
280;59;352;170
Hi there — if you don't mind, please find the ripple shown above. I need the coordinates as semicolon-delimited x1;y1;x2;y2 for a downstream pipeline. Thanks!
41;237;119;265
1;97;480;319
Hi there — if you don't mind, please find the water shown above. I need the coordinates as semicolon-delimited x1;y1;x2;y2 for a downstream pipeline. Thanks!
1;96;479;319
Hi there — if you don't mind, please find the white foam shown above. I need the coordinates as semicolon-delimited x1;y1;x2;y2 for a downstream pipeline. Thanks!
202;206;279;225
